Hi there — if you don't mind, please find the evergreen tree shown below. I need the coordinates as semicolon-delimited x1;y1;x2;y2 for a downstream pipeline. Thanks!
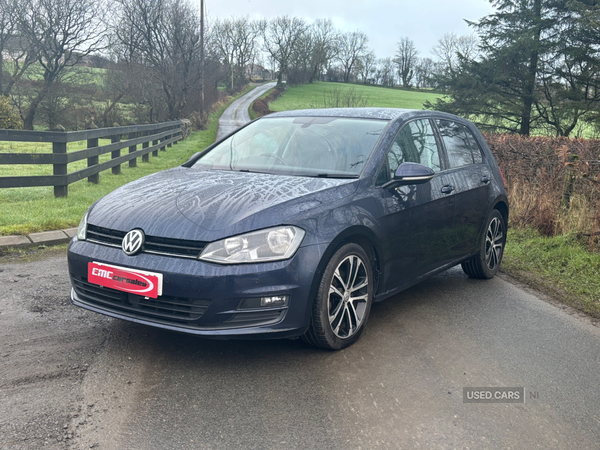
426;0;600;136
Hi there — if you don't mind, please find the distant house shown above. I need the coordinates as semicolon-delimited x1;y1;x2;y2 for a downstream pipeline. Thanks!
245;64;273;80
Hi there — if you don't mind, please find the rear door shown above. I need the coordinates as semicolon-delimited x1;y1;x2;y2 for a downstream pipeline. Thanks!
434;119;491;258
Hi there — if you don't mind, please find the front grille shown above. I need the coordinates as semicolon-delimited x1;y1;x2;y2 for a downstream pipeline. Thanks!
72;276;211;323
86;224;125;246
86;224;207;259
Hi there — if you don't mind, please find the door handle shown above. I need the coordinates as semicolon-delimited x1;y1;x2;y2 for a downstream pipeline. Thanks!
481;175;491;184
441;185;454;194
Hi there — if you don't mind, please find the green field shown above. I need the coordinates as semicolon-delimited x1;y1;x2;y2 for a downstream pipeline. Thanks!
269;82;444;111
4;61;106;86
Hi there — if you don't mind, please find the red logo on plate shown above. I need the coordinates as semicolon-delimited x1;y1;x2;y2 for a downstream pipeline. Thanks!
88;262;162;298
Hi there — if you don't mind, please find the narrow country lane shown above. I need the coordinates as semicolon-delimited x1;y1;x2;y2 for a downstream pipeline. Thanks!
216;82;277;141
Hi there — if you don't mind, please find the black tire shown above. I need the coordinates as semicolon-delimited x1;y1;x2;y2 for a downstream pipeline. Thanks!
461;209;506;279
303;243;374;350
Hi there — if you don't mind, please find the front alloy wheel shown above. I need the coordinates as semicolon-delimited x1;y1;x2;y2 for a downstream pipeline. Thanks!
304;243;373;350
328;255;369;339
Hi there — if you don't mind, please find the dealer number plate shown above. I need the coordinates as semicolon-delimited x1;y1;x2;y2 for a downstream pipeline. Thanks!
88;262;163;298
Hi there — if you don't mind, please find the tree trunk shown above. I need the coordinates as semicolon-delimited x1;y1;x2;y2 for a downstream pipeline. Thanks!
519;0;542;136
102;94;124;127
162;82;175;120
22;84;50;130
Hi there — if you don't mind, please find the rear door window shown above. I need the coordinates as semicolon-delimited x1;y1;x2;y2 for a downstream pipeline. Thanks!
436;119;481;168
463;127;483;164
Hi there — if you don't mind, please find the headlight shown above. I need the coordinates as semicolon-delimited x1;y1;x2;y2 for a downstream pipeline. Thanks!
199;226;305;264
77;211;89;241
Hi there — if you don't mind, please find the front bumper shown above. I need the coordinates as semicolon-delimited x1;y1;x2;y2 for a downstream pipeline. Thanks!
68;238;324;339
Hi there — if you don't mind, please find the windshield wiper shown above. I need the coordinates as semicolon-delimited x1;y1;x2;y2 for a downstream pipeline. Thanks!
236;169;271;175
312;173;359;179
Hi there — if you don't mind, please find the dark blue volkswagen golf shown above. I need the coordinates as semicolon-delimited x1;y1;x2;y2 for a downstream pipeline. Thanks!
68;108;508;350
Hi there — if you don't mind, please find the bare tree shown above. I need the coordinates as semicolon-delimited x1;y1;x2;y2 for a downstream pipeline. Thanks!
394;37;419;87
210;19;236;87
212;17;260;90
432;33;478;75
307;19;339;83
337;31;369;83
231;18;260;88
359;50;377;84
261;16;307;86
115;0;202;120
376;57;396;87
0;0;37;97
288;30;314;84
16;0;106;129
414;57;434;88
96;63;137;127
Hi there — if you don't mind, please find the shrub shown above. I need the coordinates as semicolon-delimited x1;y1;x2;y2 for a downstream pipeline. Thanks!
484;133;600;249
0;96;23;129
251;89;283;118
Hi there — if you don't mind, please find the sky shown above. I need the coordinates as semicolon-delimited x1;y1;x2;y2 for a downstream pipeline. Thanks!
205;0;497;59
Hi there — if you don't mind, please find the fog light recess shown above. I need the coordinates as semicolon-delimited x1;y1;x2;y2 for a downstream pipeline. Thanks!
260;295;289;307
238;295;289;310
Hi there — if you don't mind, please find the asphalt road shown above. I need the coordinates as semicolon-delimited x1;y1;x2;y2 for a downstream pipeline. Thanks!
216;82;277;141
2;249;600;449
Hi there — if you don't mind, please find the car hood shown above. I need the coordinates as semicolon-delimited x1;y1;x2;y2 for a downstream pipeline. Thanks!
87;167;358;241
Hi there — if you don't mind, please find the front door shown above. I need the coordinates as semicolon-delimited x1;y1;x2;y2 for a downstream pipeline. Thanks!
378;118;456;292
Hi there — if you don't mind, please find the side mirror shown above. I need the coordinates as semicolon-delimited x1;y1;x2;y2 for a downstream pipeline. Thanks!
383;162;435;189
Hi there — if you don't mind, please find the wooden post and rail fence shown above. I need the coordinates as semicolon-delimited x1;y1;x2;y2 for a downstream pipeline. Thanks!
0;121;184;198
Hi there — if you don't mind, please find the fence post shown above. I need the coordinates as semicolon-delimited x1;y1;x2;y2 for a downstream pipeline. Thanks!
160;132;166;152
152;133;159;157
128;129;137;168
111;127;121;175
142;130;150;162
87;137;99;184
167;126;173;148
173;125;179;145
53;141;68;197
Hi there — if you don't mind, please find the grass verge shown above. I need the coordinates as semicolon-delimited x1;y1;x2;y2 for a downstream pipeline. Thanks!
502;227;600;318
0;243;68;263
0;89;249;236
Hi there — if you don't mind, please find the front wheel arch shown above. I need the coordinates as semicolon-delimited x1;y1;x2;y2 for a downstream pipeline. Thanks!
303;242;375;350
302;230;381;337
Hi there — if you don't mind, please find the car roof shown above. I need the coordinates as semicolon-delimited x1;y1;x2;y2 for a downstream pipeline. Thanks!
266;107;466;122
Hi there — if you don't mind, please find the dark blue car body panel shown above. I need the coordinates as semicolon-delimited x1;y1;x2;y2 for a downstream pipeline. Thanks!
68;108;508;339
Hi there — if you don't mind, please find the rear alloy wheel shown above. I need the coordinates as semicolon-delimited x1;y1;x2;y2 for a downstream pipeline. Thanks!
461;209;506;279
304;243;373;350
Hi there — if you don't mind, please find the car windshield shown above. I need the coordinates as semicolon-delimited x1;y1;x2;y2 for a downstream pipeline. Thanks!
192;116;388;177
